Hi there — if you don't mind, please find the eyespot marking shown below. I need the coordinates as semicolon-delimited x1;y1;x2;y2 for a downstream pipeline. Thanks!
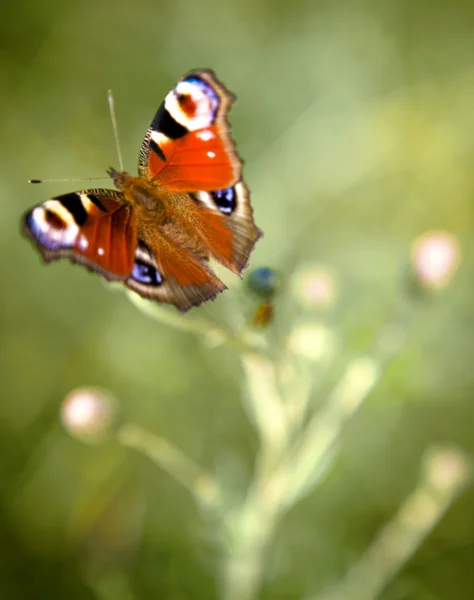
211;187;236;214
44;209;67;230
130;244;163;286
26;204;79;250
166;76;220;131
182;76;219;109
177;93;197;117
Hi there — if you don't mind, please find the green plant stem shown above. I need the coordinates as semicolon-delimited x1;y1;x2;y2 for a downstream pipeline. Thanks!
220;506;280;600
317;447;472;600
220;353;290;600
116;423;222;511
283;355;379;509
219;450;288;600
240;353;288;453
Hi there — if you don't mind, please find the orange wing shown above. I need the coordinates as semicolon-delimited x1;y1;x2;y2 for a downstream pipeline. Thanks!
138;70;241;192
126;234;226;312
161;182;263;276
23;189;137;279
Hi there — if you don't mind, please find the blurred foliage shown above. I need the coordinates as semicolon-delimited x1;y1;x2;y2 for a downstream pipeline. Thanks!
1;0;474;599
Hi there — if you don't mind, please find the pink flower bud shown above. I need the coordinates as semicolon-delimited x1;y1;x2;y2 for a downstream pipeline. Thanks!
411;231;460;290
61;387;117;443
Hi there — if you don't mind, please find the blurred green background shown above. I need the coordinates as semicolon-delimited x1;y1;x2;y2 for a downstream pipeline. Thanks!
2;0;474;598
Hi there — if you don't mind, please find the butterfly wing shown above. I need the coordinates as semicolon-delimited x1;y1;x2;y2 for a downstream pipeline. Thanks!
138;69;241;191
23;187;224;311
190;181;262;275
138;69;262;275
160;182;262;276
126;234;226;312
23;189;137;279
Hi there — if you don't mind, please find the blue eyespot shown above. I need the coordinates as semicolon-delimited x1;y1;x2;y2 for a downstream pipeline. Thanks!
182;76;219;117
131;259;162;286
211;187;236;214
25;207;73;250
183;76;204;86
184;76;219;101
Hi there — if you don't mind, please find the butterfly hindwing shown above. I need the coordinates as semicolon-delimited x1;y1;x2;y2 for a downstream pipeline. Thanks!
23;189;137;279
126;234;226;312
138;70;241;191
190;181;262;275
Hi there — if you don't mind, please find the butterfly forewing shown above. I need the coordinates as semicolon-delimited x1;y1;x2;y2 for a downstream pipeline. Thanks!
138;70;262;276
23;189;137;279
138;70;240;191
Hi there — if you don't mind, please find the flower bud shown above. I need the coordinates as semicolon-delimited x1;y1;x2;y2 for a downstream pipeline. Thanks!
423;446;471;493
61;387;118;443
293;265;336;309
411;231;461;290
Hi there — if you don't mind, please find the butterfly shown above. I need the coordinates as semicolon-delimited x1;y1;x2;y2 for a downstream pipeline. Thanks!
23;69;262;312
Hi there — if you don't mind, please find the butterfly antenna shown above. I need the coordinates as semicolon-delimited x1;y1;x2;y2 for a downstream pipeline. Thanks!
108;89;124;171
28;176;108;184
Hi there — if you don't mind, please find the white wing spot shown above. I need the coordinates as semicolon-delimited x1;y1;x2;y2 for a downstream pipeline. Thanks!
207;151;216;158
78;236;89;250
197;130;214;142
97;247;104;256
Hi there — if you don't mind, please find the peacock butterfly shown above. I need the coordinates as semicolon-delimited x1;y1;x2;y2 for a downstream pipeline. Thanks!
22;70;262;311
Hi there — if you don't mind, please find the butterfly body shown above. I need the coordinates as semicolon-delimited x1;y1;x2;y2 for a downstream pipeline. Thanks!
23;70;262;312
